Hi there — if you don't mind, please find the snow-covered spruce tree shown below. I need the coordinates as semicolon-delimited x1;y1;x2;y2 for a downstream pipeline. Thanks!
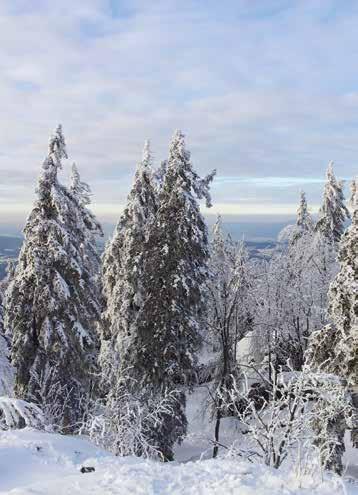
69;162;103;301
309;165;349;329
287;190;315;287
306;177;358;448
99;140;158;372
293;190;314;241
4;126;102;431
123;131;215;460
327;177;358;385
307;177;357;379
277;190;314;245
315;162;350;243
310;163;349;316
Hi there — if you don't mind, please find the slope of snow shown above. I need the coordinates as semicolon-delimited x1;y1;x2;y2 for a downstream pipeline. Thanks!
0;428;356;495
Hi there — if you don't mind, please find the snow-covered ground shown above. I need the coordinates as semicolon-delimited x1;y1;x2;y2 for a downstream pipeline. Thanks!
0;428;356;495
175;384;239;462
1;386;358;495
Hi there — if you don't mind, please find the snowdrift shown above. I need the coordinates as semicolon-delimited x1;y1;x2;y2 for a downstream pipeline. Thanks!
0;428;355;495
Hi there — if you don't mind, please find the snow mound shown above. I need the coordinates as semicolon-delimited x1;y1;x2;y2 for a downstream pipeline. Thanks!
0;428;354;495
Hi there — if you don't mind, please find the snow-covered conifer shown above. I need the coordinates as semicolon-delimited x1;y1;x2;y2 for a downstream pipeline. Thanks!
128;130;215;459
4;126;102;431
306;175;358;458
295;191;313;235
326;177;358;386
100;140;158;367
277;191;313;246
315;162;350;243
307;179;357;440
307;166;346;329
69;162;103;293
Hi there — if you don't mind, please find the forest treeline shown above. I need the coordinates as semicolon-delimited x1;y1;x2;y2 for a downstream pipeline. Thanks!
0;125;357;474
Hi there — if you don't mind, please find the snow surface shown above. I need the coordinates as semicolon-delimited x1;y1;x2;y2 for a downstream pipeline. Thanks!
1;384;358;494
0;385;357;495
0;428;355;495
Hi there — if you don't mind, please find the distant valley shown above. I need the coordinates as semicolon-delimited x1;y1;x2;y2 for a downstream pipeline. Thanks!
0;230;279;280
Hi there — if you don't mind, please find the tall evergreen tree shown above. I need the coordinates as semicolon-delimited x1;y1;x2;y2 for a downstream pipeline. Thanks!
283;190;314;246
308;164;348;325
296;191;313;233
4;126;102;430
306;177;358;445
100;140;157;368
126;130;215;459
315;162;350;243
307;177;357;378
69;162;103;293
327;178;358;385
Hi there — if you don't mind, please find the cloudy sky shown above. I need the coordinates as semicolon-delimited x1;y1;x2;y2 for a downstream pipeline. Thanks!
1;0;357;225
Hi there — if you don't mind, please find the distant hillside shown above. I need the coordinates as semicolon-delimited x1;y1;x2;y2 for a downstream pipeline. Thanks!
102;220;290;242
0;222;283;279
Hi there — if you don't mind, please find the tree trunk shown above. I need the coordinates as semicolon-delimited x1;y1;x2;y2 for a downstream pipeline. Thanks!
213;402;222;458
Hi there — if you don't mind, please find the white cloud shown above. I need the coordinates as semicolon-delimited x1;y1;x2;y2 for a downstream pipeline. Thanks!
0;0;357;219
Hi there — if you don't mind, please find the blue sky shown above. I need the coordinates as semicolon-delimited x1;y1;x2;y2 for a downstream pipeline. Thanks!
0;0;357;223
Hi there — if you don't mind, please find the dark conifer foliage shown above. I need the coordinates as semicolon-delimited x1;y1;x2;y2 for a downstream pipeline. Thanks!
5;126;103;431
123;131;215;459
